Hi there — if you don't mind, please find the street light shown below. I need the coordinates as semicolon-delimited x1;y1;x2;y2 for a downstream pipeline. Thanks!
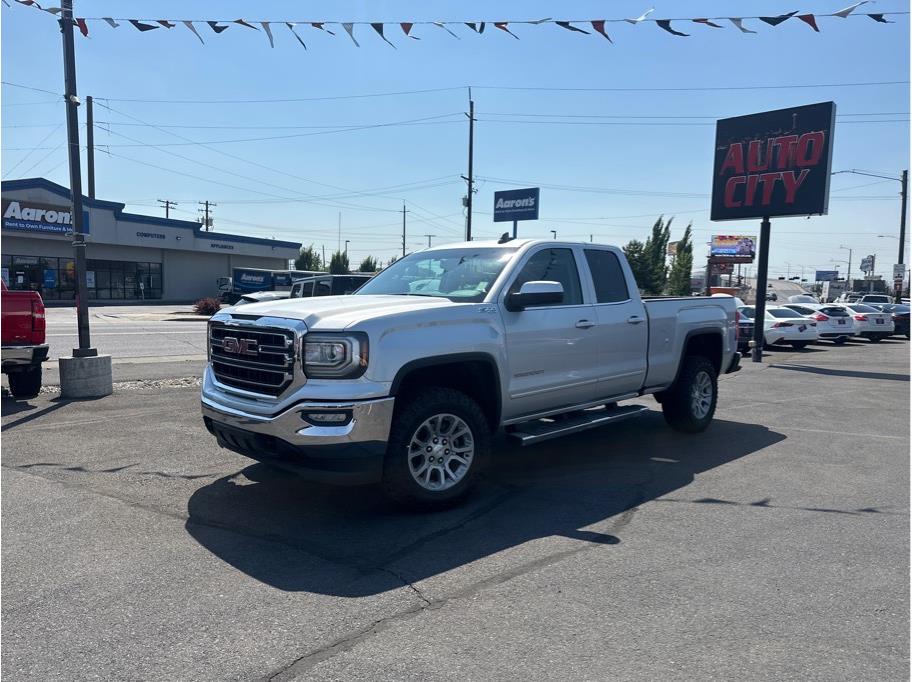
833;168;908;300
344;239;350;255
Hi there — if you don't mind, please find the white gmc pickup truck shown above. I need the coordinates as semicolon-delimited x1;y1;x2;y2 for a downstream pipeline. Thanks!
201;239;740;506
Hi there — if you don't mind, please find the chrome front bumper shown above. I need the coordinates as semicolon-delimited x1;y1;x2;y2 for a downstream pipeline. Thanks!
201;395;396;484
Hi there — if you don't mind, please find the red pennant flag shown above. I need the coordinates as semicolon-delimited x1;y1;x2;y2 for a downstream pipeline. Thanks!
157;20;175;29
494;22;519;39
797;14;820;31
657;19;690;36
590;20;613;42
692;18;723;28
234;19;258;30
310;22;336;35
15;0;42;8
75;17;88;36
129;20;159;32
400;23;419;39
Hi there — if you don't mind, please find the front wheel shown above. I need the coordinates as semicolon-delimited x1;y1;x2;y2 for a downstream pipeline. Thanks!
382;387;490;508
660;356;718;434
7;366;42;399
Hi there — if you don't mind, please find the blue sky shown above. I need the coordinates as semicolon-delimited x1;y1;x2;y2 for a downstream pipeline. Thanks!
2;1;909;279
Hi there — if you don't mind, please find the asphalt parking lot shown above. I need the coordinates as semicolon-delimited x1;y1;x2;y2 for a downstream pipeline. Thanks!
2;339;909;680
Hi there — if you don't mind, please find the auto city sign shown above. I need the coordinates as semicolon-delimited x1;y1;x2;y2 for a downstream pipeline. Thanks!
493;187;540;223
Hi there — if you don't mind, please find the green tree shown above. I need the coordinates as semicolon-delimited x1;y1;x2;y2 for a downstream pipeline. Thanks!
294;244;322;271
641;216;672;295
328;250;350;274
358;255;378;272
622;239;648;291
666;222;694;296
387;255;399;267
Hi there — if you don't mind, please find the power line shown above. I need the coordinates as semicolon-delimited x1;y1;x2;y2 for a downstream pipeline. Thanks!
95;86;466;104
2;123;64;178
472;80;910;93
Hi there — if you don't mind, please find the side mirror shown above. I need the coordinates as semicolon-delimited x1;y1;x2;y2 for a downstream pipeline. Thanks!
506;280;564;311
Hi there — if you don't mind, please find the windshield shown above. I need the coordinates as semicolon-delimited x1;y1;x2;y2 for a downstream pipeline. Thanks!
738;306;756;318
354;247;517;302
768;308;804;318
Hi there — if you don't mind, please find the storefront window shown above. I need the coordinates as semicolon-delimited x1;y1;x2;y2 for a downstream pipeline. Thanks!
1;255;163;300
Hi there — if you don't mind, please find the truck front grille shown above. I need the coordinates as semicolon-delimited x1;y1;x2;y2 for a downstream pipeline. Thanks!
209;323;295;396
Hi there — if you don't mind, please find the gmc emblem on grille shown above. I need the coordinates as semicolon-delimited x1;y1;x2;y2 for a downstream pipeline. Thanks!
222;336;258;356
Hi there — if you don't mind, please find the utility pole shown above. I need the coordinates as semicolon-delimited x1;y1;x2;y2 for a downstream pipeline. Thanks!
57;0;112;398
401;203;408;257
344;239;350;255
199;200;216;231
463;96;475;241
157;199;177;219
85;94;95;199
337;211;341;252
423;234;436;247
322;244;326;270
840;245;853;287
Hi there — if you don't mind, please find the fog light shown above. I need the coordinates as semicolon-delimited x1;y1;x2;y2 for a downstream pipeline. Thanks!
302;411;352;426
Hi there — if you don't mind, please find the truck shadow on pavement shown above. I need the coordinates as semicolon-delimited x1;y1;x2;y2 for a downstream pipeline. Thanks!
185;413;785;597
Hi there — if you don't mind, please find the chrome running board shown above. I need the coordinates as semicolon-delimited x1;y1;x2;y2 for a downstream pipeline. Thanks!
508;404;648;446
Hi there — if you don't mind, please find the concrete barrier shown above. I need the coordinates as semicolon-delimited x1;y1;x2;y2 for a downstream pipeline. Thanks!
59;355;113;399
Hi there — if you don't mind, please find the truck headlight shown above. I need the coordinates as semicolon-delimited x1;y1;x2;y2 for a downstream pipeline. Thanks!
302;332;368;378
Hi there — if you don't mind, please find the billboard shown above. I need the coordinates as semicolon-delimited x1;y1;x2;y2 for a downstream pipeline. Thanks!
493;187;540;223
860;255;875;273
711;102;836;221
815;270;839;282
894;264;906;280
710;235;756;258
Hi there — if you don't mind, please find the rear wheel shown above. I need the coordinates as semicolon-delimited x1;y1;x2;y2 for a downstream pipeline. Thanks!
382;387;489;508
661;356;717;434
868;335;883;343
7;366;42;399
833;337;847;345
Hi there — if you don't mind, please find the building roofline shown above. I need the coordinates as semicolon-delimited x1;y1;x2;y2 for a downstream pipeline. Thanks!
2;177;301;250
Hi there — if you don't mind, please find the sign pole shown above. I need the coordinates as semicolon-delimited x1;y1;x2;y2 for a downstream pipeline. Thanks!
512;220;517;239
751;216;772;363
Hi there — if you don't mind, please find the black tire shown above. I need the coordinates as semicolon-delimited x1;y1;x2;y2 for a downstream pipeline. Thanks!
660;356;718;434
868;335;882;343
7;366;42;399
834;337;847;345
382;387;490;508
789;342;809;350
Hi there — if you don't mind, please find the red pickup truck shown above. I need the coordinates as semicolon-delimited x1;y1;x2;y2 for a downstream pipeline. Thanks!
1;280;48;398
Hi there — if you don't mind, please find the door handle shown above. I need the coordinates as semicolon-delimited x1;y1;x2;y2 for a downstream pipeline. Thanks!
627;316;645;325
575;319;596;329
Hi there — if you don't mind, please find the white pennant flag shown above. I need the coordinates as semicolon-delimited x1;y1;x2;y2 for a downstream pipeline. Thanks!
625;8;654;24
182;20;205;44
433;21;461;39
832;1;868;17
729;18;757;33
286;22;307;49
103;17;119;28
261;22;274;47
43;6;61;14
342;23;360;46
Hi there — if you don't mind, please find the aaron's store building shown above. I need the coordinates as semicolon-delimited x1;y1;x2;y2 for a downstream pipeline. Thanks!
1;178;301;302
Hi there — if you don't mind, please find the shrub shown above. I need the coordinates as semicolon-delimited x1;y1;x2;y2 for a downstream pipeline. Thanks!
194;297;221;316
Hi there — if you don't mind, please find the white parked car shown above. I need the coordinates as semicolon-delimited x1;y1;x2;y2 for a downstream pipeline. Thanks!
845;303;895;342
859;294;893;305
780;303;854;344
787;294;819;304
762;306;819;349
738;305;819;349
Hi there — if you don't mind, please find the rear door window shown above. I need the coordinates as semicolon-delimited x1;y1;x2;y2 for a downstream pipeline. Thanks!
314;279;332;296
821;307;849;317
583;249;629;303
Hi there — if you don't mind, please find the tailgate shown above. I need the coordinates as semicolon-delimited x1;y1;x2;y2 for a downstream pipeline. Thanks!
1;292;36;344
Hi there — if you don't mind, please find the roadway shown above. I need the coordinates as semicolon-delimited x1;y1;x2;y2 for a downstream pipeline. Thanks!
1;339;908;679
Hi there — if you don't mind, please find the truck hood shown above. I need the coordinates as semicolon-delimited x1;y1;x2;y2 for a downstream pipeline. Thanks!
225;294;462;330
